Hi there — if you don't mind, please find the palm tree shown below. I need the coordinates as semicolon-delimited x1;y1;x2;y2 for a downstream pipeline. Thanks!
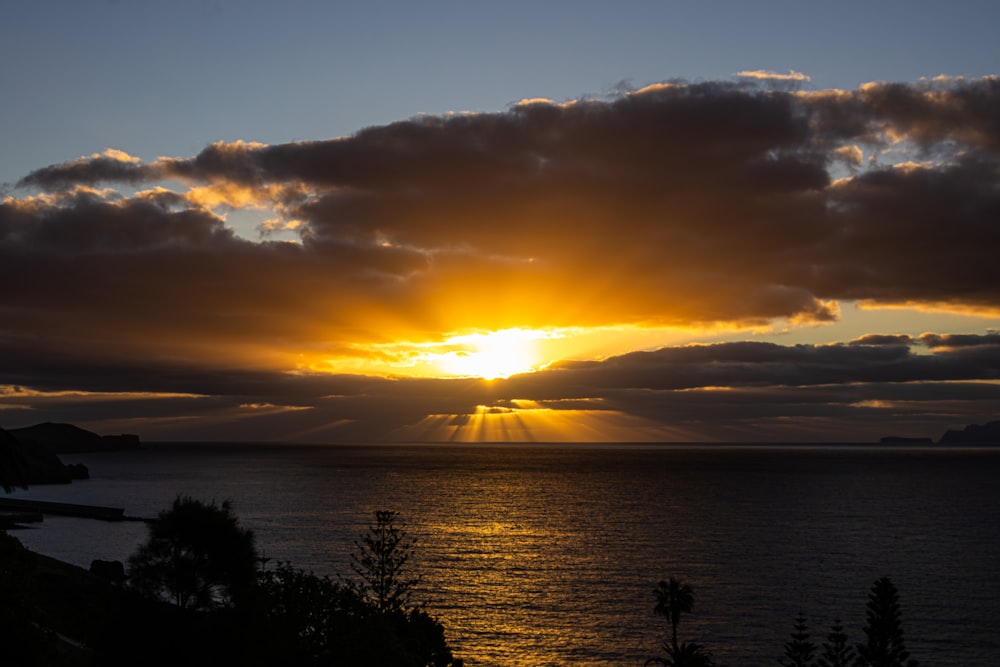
654;578;695;657
646;578;713;666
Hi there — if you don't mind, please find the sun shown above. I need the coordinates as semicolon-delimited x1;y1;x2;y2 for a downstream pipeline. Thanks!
436;328;546;379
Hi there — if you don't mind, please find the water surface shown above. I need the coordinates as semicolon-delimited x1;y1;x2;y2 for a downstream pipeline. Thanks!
11;443;1000;666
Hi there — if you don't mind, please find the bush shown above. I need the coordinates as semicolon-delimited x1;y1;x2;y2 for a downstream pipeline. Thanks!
128;495;258;610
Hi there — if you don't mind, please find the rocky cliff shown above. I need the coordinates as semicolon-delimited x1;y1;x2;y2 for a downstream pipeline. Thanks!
939;420;1000;444
9;422;141;453
0;426;81;488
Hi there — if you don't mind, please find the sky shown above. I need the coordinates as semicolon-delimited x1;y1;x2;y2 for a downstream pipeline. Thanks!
2;0;1000;443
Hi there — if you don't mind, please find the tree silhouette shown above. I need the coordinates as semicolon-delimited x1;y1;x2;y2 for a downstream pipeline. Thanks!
348;509;419;614
128;495;258;610
817;617;855;667
0;531;59;662
0;428;29;493
856;577;918;667
646;578;713;667
654;578;694;656
779;612;816;667
254;560;369;665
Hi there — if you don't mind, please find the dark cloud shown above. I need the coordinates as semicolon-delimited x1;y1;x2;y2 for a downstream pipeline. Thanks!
13;78;1000;330
512;338;1000;394
850;334;914;346
919;332;1000;349
17;150;159;190
3;78;1000;441
4;334;999;443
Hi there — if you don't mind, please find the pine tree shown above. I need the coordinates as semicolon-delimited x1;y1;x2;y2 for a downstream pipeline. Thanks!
347;509;418;614
778;612;816;667
817;617;855;667
855;577;918;667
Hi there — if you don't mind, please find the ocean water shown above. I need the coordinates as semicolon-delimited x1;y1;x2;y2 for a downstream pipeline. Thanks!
8;443;1000;666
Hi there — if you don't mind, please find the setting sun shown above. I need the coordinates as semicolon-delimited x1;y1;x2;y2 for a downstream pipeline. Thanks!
436;329;548;379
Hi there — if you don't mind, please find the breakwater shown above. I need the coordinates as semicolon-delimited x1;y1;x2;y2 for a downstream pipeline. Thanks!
0;497;126;522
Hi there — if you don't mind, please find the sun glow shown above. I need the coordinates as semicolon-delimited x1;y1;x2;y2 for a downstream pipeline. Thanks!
392;400;698;442
307;324;745;379
436;328;548;379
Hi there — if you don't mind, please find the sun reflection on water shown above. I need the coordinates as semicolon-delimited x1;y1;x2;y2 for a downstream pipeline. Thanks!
408;458;663;667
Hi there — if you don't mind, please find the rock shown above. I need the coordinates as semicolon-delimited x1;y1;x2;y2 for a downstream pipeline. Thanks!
939;420;1000;444
90;559;126;584
0;426;82;487
0;428;31;491
9;422;141;454
66;463;90;480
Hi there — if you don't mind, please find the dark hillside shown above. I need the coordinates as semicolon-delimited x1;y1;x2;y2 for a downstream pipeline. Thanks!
10;422;140;454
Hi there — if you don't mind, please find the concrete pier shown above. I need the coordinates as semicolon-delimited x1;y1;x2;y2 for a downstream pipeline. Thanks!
0;497;126;521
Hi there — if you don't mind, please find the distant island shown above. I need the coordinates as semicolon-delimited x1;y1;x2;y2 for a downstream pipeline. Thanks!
937;420;1000;445
8;422;141;454
878;436;935;445
880;419;1000;445
0;422;141;490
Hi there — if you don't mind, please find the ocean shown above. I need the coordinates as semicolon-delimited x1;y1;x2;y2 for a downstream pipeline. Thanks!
8;443;1000;666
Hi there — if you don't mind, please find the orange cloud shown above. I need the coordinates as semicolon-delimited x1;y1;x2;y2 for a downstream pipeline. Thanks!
736;69;811;82
4;78;1000;441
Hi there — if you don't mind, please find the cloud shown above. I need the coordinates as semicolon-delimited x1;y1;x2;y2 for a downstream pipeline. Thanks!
3;334;999;443
919;332;1000;349
17;149;154;189
3;77;1000;441
849;334;914;346
8;80;1000;340
736;69;812;83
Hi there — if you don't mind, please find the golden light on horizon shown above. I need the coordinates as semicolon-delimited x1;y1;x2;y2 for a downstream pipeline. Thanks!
435;328;551;379
393;399;697;442
303;323;761;379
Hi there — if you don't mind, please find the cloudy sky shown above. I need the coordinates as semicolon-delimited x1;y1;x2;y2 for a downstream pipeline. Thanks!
2;1;1000;443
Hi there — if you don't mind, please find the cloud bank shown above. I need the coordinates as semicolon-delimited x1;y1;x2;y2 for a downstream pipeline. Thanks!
3;77;1000;441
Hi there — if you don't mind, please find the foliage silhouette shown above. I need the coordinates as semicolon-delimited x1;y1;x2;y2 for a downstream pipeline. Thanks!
855;576;918;667
348;509;419;614
778;612;817;667
0;427;30;492
646;577;714;667
253;544;462;665
253;559;371;665
0;531;59;663
655;578;694;656
128;495;258;610
4;502;464;667
817;617;855;667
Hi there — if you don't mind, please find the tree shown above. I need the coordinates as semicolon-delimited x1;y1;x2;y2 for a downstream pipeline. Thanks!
348;509;418;614
855;577;918;667
128;495;258;610
254;560;369;665
817;617;855;667
654;578;695;657
0;428;29;493
779;612;816;667
0;531;60;663
646;578;713;667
